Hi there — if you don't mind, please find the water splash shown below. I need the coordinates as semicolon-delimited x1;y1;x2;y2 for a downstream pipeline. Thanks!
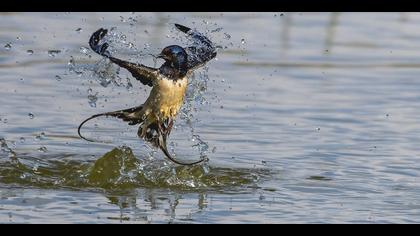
105;27;153;59
34;132;46;141
4;43;12;50
0;138;16;158
48;50;61;57
191;135;209;159
0;147;271;191
87;88;98;108
79;46;90;56
169;22;234;160
75;23;228;161
68;56;75;68
38;146;48;153
211;27;223;33
93;61;118;88
68;56;85;78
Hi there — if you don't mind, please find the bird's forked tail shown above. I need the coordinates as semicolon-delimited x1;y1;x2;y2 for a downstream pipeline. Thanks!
78;106;206;165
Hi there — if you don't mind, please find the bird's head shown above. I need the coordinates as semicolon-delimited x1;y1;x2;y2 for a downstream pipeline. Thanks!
157;45;188;73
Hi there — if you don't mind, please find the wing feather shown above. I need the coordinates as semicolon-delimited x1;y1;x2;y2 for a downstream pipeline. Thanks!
89;28;157;87
174;24;217;71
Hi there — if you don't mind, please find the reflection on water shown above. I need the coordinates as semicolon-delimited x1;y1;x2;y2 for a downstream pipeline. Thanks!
0;146;271;223
2;12;420;223
0;147;270;191
1;146;271;223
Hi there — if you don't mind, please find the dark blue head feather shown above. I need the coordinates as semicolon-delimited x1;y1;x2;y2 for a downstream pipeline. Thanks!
158;45;188;78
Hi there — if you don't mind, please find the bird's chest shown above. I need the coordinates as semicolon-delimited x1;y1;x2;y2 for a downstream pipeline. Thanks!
146;76;188;118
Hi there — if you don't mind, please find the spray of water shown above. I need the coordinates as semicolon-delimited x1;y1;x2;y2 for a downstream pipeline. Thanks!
68;18;233;164
0;137;16;158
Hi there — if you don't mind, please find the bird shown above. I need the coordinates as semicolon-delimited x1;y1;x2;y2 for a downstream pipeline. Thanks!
78;23;218;166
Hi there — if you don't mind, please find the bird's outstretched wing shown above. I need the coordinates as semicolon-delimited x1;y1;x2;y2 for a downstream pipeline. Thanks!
89;28;157;87
174;24;217;71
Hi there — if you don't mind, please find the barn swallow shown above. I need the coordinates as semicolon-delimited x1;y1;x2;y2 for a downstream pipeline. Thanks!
78;24;217;165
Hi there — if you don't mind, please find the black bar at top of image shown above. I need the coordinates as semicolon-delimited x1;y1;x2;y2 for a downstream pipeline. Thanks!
0;0;418;12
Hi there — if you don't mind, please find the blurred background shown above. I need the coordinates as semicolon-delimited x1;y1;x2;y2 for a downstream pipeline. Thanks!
1;12;420;223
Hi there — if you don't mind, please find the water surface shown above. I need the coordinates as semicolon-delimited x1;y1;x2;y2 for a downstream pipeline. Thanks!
1;12;420;223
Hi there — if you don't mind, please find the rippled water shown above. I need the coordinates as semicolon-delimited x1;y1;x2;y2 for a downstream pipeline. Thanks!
1;12;420;223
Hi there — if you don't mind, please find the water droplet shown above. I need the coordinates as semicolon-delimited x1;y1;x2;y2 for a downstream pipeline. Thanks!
4;43;12;50
144;30;149;34
87;89;98;108
1;138;8;150
38;146;47;152
32;164;39;172
55;75;62;81
48;50;61;57
241;39;246;44
26;50;34;55
19;137;25;143
1;138;15;157
143;43;150;50
125;80;133;90
35;132;45;141
80;46;89;55
28;113;35;119
88;96;98;108
68;56;75;67
212;147;217;153
317;127;321;131
75;28;82;32
211;27;223;33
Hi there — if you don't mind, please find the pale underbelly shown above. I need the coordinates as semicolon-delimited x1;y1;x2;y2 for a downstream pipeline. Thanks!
143;77;188;119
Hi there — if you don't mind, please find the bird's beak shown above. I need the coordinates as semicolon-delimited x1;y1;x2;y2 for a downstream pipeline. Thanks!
157;54;165;59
